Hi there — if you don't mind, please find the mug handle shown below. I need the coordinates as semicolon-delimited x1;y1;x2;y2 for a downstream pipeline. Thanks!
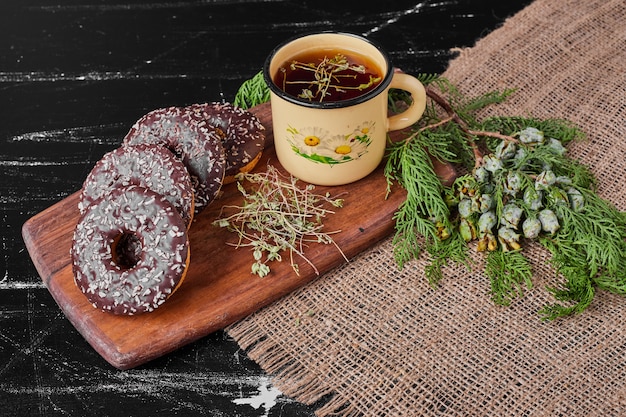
387;72;427;132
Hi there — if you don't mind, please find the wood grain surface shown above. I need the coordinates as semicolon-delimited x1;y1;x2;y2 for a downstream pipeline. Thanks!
22;102;456;369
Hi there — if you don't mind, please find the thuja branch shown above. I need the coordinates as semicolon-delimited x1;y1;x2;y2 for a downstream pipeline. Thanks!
425;88;469;129
414;115;455;137
424;87;519;167
427;87;519;143
385;76;626;319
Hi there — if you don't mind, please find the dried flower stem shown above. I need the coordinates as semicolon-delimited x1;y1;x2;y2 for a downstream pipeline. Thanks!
214;165;347;277
284;54;380;102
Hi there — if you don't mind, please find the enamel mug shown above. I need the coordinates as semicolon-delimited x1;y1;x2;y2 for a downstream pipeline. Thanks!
263;32;427;186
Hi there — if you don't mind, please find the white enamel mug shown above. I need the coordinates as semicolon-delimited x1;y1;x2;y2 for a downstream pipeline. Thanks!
263;32;427;186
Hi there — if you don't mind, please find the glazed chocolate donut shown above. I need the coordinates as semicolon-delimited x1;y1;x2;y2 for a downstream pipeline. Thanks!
71;185;190;315
78;143;195;229
186;102;266;183
123;107;226;209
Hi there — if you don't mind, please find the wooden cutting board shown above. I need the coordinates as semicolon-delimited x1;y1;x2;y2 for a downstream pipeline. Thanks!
22;102;456;369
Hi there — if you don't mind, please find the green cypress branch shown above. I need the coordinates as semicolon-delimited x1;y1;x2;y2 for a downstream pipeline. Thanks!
233;71;270;109
382;74;626;319
485;250;533;306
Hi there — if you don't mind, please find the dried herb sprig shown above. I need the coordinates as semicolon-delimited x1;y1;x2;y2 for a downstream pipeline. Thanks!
233;69;406;110
213;166;346;277
279;53;381;102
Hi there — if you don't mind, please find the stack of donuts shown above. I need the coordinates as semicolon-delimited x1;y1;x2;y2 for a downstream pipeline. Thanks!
70;102;265;315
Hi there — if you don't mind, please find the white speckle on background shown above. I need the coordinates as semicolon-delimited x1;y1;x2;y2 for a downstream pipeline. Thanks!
232;376;282;417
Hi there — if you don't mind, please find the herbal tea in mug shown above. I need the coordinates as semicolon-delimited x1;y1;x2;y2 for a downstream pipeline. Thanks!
264;32;427;186
273;50;383;103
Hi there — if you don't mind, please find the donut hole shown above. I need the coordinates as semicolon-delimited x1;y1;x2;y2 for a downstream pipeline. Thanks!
166;145;184;160
112;232;143;269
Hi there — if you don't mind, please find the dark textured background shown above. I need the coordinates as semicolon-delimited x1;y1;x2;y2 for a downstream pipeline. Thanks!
1;1;531;415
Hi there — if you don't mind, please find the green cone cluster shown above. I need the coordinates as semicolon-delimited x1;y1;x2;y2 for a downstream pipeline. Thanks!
447;127;583;253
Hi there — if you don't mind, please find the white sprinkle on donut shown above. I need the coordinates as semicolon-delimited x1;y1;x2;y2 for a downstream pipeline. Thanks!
79;143;195;228
123;107;226;209
71;185;189;315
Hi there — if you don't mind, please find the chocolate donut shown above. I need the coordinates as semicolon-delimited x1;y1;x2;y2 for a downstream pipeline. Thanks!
186;102;266;182
123;107;226;209
71;185;190;315
78;143;195;228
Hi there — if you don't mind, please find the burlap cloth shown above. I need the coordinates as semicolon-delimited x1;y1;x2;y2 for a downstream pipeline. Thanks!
227;0;626;415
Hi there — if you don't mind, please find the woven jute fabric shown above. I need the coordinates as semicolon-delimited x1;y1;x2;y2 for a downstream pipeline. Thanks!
227;0;626;415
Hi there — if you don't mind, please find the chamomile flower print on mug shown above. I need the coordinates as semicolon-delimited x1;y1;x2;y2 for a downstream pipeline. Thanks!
286;126;329;157
286;122;373;165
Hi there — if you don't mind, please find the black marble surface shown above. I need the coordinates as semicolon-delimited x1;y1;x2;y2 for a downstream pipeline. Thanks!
1;1;532;415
